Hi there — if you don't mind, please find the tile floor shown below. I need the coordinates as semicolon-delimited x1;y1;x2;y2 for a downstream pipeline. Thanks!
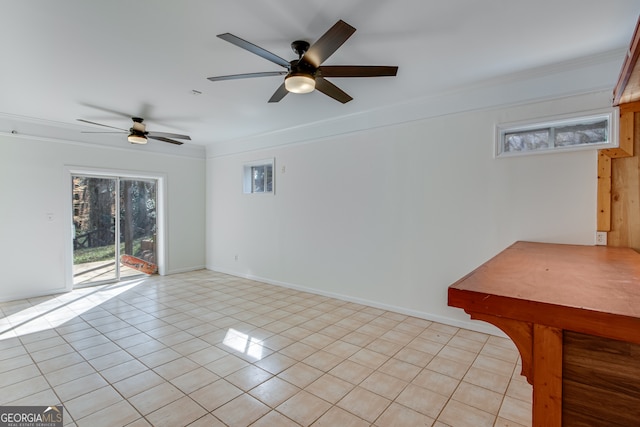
0;270;532;426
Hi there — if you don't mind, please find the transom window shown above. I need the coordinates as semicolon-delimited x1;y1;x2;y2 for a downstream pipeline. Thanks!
496;109;618;158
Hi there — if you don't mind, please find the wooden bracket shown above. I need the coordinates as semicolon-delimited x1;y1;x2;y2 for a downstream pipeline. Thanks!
467;312;534;384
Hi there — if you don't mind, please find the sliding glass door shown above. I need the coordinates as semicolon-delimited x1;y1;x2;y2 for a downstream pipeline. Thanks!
72;175;158;287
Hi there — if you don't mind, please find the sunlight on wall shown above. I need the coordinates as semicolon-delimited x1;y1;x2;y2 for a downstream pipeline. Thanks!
0;280;145;341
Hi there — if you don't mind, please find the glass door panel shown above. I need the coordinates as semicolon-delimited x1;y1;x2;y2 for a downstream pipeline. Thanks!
72;176;117;286
119;179;158;277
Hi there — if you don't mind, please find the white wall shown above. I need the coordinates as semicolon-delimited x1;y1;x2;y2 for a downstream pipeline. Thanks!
207;91;608;334
0;135;206;301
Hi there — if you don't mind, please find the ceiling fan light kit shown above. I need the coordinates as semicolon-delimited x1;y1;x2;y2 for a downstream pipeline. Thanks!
208;20;398;103
127;134;148;144
285;73;315;93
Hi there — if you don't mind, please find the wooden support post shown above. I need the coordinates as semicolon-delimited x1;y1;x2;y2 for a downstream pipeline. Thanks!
597;152;612;231
532;324;563;427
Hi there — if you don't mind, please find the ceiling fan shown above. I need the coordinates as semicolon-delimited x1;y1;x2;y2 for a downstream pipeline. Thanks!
77;117;191;145
207;20;398;104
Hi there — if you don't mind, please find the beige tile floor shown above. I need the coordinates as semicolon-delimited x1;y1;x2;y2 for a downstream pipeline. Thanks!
0;270;532;426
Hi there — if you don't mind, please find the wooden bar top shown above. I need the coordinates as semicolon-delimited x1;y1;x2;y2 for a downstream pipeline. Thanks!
448;241;640;345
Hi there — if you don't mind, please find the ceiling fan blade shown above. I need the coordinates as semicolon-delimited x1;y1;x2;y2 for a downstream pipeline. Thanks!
320;65;398;78
268;82;289;103
315;77;353;104
302;20;356;68
148;131;191;140
79;104;134;119
218;33;290;68
77;119;127;131
208;71;288;82
81;131;126;134
148;135;184;145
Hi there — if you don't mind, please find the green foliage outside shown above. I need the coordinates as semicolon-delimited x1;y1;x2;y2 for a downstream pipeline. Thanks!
74;239;144;264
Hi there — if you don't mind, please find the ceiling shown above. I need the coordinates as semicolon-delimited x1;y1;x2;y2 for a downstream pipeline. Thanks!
1;1;639;156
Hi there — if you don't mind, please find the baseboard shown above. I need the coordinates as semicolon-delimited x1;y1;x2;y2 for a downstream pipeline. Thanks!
208;266;505;337
164;265;206;275
0;286;70;304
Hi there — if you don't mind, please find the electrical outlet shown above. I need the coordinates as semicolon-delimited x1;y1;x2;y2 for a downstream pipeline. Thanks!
234;254;238;261
595;231;607;246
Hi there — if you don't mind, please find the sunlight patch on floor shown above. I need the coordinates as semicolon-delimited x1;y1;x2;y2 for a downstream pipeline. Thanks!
0;279;145;341
222;327;265;360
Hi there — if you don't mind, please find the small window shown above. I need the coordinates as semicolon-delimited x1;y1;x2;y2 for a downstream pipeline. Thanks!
243;159;274;194
496;109;618;158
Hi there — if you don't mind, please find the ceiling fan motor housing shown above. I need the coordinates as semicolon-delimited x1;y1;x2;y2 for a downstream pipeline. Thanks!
289;59;316;76
131;117;146;133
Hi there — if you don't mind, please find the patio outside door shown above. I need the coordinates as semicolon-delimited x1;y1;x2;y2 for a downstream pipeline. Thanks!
72;175;158;286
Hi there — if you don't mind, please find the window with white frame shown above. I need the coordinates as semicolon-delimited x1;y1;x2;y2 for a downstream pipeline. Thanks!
496;109;618;158
243;159;274;194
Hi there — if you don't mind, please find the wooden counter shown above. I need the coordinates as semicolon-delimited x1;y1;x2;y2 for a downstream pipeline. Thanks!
448;241;640;426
